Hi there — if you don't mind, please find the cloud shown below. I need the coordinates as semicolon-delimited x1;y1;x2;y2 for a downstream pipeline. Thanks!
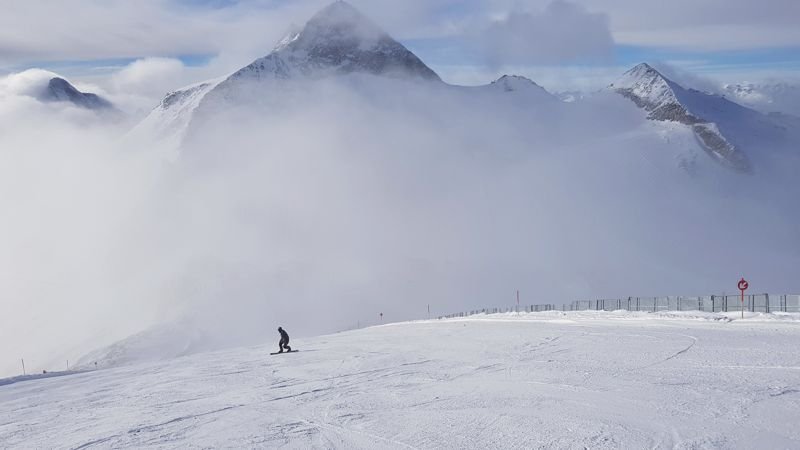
0;0;321;69
473;0;614;66
595;0;800;50
4;0;800;72
0;69;120;126
111;58;186;98
0;68;60;97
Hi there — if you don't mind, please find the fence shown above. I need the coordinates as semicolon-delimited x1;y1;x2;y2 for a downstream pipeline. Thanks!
568;294;800;313
439;304;556;319
437;294;800;320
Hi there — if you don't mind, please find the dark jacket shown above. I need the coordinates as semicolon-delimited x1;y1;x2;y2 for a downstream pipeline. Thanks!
279;329;290;342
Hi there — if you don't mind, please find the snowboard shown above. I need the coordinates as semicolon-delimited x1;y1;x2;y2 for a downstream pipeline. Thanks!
270;350;299;355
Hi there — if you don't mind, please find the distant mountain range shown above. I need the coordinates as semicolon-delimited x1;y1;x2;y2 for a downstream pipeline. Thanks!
723;82;800;117
129;1;797;174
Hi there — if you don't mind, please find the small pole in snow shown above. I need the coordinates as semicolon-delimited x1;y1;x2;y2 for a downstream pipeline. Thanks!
379;312;383;323
517;290;520;313
21;358;26;376
427;304;430;319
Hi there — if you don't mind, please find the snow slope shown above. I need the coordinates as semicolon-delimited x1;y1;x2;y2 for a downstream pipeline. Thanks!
126;77;224;159
2;312;800;448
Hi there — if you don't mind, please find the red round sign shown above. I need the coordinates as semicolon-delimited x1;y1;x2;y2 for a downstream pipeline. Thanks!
738;278;749;291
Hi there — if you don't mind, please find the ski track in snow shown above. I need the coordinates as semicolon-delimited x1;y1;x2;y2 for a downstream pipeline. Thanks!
2;314;800;448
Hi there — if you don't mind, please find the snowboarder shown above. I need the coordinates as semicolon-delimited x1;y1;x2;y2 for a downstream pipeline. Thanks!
277;327;292;353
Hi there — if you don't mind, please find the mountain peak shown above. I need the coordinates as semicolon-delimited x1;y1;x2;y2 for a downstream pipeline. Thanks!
609;62;679;110
302;1;384;43
311;1;365;22
629;62;658;75
610;63;670;91
40;77;113;110
228;1;440;82
492;75;547;93
610;63;752;173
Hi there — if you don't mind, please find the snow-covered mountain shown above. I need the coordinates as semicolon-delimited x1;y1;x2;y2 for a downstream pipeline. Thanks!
468;74;557;105
608;63;800;173
226;1;440;83
40;77;113;110
127;78;224;158
609;63;754;172
131;3;797;174
0;69;114;111
723;82;800;116
130;1;441;150
488;75;548;94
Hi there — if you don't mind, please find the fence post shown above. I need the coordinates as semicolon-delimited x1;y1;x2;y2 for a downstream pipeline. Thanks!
765;293;770;313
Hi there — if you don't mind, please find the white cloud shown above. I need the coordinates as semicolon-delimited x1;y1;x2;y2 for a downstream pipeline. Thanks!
476;0;614;66
615;25;800;52
509;0;800;51
0;0;323;68
0;68;60;97
111;58;186;98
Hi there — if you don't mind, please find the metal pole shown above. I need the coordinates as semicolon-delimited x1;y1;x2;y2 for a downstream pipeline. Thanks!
21;358;26;376
741;291;744;319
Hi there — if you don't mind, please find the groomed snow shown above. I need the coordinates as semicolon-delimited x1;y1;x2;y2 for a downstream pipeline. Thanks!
2;311;800;448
